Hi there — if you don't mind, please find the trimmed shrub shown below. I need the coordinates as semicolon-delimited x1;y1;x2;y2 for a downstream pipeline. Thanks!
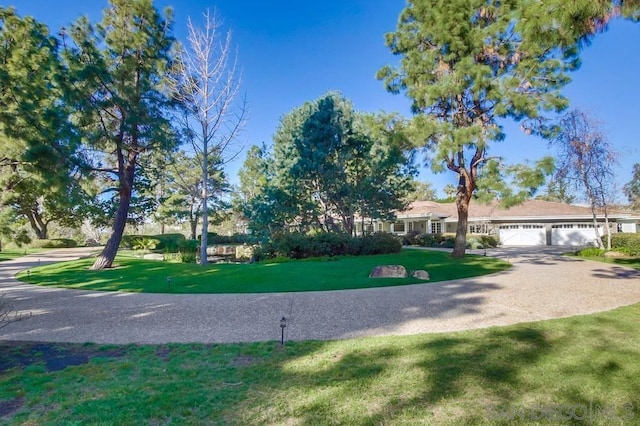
178;251;197;263
255;231;401;261
29;238;78;249
477;235;499;248
198;233;254;245
611;233;640;256
178;239;199;253
120;235;160;250
577;247;605;257
415;233;443;247
466;236;484;249
120;233;186;251
358;232;402;255
155;233;186;252
402;230;422;246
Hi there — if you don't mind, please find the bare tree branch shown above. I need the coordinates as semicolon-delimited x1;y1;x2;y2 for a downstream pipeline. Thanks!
171;9;247;265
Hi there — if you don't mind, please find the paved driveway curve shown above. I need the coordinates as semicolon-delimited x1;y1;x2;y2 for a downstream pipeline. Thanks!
1;247;639;344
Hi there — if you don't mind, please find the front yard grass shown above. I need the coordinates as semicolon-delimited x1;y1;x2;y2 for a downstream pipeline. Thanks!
577;256;640;270
15;249;511;293
2;302;640;424
0;249;43;262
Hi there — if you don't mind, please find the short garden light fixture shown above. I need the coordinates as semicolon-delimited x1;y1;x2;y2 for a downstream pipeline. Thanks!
280;316;287;346
166;276;172;291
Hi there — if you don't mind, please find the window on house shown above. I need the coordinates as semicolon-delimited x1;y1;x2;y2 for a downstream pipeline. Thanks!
394;222;405;233
431;221;442;234
469;224;488;234
376;222;383;232
407;222;414;232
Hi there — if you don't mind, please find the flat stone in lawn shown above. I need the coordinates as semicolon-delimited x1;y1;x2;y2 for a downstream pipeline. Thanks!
412;270;430;280
143;253;164;261
369;265;407;278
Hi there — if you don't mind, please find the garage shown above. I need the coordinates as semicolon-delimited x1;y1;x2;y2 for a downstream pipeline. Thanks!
551;224;602;246
499;224;545;246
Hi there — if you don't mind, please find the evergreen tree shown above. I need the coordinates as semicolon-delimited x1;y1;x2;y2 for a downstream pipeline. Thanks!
243;92;415;237
0;8;91;239
63;0;179;269
623;164;640;211
379;0;573;256
158;150;229;240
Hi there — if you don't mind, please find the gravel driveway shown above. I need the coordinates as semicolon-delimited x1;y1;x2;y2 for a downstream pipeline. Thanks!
1;247;639;344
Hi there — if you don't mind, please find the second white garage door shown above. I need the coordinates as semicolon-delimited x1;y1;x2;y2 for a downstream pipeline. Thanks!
551;224;602;246
499;224;546;246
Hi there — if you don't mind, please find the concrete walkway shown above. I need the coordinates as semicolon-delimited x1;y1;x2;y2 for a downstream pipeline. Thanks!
1;247;639;344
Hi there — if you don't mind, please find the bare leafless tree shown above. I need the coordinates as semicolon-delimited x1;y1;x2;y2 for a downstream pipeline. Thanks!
172;9;247;265
552;109;618;249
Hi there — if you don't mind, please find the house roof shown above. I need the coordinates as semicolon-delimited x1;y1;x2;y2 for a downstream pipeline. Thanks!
396;199;640;222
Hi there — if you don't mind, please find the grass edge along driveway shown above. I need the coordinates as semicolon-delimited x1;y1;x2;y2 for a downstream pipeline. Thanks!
16;249;511;293
1;301;640;424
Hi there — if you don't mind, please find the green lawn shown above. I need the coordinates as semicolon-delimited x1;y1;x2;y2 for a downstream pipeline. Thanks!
2;303;640;424
576;255;640;270
16;249;511;293
0;248;43;262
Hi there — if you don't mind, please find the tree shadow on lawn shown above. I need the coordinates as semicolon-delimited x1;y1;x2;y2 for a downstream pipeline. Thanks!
4;306;640;423
233;328;553;424
237;309;640;424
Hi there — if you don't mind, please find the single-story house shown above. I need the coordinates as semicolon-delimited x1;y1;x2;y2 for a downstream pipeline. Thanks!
356;199;640;247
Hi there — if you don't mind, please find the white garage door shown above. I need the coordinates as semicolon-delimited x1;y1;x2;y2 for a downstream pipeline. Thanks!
551;224;602;246
499;224;546;246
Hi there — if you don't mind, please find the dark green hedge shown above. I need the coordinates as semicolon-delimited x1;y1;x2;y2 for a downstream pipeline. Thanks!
197;233;254;245
403;232;498;249
120;233;186;251
29;238;78;249
611;233;640;256
255;232;402;260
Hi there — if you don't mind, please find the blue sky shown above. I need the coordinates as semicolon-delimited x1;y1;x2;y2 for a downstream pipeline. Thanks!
7;1;640;199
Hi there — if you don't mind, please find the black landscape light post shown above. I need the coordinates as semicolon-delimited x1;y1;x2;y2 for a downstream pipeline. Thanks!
280;316;287;346
166;276;172;292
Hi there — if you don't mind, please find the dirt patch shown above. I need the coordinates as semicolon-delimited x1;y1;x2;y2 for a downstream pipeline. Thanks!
0;341;125;374
155;345;173;360
232;355;256;367
0;397;24;418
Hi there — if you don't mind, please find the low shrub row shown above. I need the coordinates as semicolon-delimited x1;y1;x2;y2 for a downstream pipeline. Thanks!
197;233;255;245
255;232;402;260
29;238;78;249
120;233;186;251
402;231;498;249
611;233;640;256
576;247;605;257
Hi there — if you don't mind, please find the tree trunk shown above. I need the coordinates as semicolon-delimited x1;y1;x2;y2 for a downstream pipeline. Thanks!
341;214;355;236
452;196;470;257
91;187;132;270
91;156;136;270
452;173;473;258
25;208;48;239
200;149;208;266
189;219;197;241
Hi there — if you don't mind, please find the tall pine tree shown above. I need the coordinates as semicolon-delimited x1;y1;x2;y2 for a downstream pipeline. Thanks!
64;0;178;269
379;0;578;256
